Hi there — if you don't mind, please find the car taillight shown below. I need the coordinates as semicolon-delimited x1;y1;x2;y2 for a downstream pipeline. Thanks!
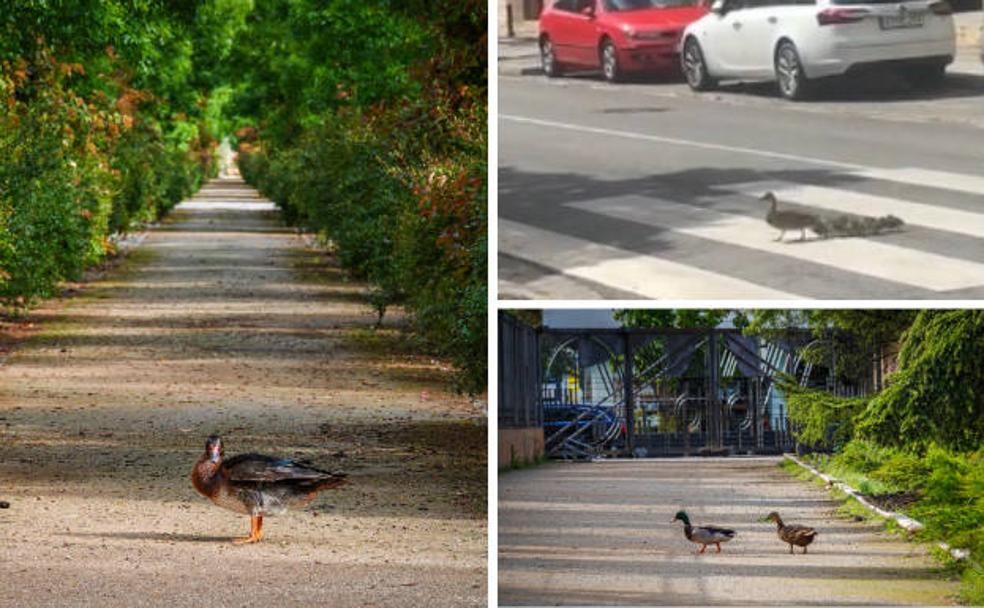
816;7;869;25
929;0;952;15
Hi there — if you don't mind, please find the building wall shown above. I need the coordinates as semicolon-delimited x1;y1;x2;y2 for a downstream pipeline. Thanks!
499;427;546;468
499;0;543;37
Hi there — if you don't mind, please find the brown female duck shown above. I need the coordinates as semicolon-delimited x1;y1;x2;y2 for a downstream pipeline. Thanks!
192;435;347;544
766;511;817;554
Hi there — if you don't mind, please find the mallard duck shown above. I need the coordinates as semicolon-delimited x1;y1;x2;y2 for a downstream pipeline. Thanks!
765;511;817;554
191;435;347;544
671;510;736;554
761;192;820;242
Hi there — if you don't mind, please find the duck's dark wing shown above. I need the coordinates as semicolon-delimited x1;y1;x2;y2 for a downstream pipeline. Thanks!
783;524;818;543
701;525;737;538
223;453;344;483
771;210;817;228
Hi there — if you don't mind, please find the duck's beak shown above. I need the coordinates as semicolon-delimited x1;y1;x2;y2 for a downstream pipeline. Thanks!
208;447;221;463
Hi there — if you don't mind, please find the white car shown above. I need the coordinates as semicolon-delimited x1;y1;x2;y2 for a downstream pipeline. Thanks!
680;0;956;99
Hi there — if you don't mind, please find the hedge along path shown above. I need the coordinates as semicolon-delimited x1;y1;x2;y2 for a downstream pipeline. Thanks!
499;458;960;606
0;177;486;607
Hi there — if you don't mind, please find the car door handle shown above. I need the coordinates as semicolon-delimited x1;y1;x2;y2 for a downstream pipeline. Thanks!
732;21;742;29
767;16;777;23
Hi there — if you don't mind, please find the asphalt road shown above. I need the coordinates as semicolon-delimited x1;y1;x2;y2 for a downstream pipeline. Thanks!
499;459;959;606
498;48;984;299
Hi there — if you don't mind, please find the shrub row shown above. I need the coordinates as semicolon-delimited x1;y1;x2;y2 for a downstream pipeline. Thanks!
0;9;224;308
238;98;487;393
807;441;984;604
231;0;488;393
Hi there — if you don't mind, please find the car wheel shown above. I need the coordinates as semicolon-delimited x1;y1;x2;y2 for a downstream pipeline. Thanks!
682;38;716;91
600;39;622;83
540;37;562;78
775;41;811;101
905;63;946;88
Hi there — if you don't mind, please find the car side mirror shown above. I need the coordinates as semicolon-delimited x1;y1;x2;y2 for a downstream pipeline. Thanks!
580;3;596;16
710;0;727;14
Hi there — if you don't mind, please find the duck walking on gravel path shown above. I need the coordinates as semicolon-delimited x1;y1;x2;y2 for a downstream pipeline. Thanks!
766;511;818;554
672;510;737;554
191;435;347;544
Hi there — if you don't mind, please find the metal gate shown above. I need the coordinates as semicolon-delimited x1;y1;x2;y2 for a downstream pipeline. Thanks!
539;328;829;458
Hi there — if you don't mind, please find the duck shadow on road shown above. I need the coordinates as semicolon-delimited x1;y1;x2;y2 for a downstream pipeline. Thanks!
62;531;236;543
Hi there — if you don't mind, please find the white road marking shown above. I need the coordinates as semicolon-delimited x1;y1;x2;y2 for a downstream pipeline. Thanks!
723;180;984;238
499;219;800;299
500;116;984;192
500;114;867;170
569;196;984;291
858;168;984;198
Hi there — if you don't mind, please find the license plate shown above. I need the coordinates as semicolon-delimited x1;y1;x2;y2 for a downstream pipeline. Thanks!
879;12;924;29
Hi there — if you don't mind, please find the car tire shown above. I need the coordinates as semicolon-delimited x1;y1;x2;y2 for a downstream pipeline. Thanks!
600;39;622;83
540;37;562;78
905;63;946;89
774;41;811;101
682;37;716;92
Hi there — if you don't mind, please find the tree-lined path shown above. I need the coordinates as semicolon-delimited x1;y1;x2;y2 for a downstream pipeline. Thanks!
0;179;486;607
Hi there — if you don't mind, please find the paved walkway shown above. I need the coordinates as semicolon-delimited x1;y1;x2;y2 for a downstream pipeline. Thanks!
499;458;958;605
0;177;486;607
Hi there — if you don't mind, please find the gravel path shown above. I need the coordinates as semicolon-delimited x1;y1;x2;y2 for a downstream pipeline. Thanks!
499;458;958;606
0;177;486;607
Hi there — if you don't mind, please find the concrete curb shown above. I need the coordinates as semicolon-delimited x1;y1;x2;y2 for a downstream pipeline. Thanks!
784;454;972;562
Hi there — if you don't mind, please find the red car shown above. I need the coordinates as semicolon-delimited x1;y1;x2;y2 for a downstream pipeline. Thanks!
538;0;707;82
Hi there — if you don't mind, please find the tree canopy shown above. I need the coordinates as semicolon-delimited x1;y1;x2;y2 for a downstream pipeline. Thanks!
0;0;486;391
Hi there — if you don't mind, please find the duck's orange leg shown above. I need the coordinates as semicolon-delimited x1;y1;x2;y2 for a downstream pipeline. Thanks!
698;544;706;554
233;515;263;545
715;542;721;553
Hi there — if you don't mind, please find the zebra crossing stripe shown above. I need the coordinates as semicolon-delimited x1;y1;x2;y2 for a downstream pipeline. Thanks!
723;181;984;239
568;196;984;292
858;168;984;198
498;219;800;299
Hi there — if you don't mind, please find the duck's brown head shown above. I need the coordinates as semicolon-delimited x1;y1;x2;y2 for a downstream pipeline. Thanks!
765;511;783;525
759;192;777;207
204;435;223;464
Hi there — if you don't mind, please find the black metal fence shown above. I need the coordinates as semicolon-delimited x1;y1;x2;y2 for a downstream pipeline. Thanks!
535;327;828;458
499;312;542;429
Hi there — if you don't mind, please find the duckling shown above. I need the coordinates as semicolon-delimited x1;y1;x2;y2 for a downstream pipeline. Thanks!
765;511;817;554
672;510;737;554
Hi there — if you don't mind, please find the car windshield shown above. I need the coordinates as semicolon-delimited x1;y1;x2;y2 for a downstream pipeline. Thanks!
603;0;700;10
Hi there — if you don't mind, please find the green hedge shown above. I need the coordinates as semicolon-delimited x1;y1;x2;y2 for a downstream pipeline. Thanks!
230;0;487;394
0;5;227;309
238;108;487;393
809;442;984;604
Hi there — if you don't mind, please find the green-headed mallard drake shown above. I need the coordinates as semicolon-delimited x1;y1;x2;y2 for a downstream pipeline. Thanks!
191;435;347;544
766;511;817;554
671;510;736;554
